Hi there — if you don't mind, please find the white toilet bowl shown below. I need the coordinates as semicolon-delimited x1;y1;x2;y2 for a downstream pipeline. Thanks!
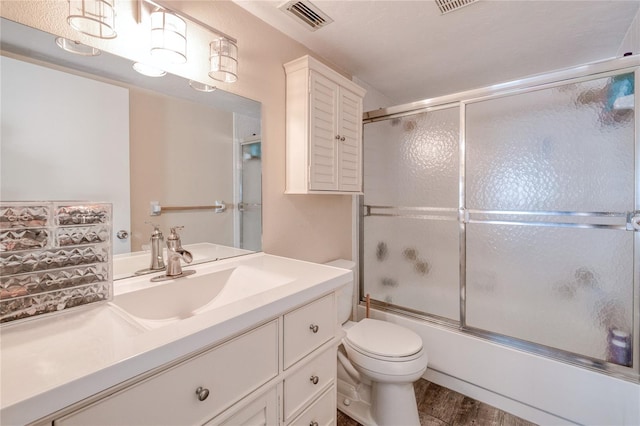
340;318;428;426
324;259;428;426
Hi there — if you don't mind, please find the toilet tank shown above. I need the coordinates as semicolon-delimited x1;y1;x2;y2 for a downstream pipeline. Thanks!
324;259;355;325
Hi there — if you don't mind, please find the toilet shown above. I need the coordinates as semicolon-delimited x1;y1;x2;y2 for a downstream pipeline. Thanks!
325;260;428;426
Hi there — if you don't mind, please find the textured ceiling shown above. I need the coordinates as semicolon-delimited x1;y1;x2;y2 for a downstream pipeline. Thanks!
234;0;640;106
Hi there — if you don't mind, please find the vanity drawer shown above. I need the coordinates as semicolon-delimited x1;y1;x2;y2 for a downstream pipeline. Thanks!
55;320;278;426
283;294;335;369
287;385;336;426
284;345;336;420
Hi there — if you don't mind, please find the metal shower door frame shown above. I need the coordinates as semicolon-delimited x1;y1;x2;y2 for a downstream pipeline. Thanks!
359;55;640;382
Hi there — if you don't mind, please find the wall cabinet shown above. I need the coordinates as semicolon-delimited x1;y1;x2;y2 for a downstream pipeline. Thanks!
284;55;366;194
49;293;338;426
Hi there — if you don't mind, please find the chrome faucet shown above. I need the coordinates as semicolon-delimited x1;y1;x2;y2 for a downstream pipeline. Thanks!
135;222;166;275
150;226;195;282
148;222;166;271
165;226;194;277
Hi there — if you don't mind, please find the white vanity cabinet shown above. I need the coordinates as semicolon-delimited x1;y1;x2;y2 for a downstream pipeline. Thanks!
282;294;338;424
54;321;279;426
284;55;366;194
48;293;339;426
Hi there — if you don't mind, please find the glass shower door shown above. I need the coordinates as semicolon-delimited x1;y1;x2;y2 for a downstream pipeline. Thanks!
238;140;262;251
362;107;461;321
464;72;636;366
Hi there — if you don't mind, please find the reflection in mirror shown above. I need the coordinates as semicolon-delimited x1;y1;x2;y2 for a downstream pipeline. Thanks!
0;18;262;280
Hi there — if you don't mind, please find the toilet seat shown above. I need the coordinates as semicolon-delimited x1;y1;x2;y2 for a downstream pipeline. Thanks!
344;318;423;361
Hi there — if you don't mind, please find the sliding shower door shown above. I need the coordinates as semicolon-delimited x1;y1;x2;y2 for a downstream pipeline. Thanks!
361;64;638;376
362;107;461;321
464;73;636;366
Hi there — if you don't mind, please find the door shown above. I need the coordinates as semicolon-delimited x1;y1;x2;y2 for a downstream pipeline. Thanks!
309;71;338;190
238;139;262;251
337;88;363;192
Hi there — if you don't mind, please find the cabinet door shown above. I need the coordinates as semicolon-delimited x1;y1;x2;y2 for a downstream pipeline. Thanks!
337;88;362;192
284;346;336;421
208;387;278;426
54;321;278;426
287;385;336;426
309;71;338;191
283;294;335;369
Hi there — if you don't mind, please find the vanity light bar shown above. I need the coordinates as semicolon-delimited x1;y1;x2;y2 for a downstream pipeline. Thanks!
138;0;238;83
67;0;117;39
138;0;237;44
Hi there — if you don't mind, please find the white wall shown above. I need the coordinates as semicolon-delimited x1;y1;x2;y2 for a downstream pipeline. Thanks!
618;7;640;56
0;55;131;254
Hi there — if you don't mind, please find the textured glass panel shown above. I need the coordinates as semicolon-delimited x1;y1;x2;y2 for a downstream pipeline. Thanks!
466;73;634;212
0;244;109;275
466;223;633;365
0;281;110;323
0;202;112;323
363;216;460;320
55;204;111;226
364;107;459;208
0;204;49;229
1;263;109;299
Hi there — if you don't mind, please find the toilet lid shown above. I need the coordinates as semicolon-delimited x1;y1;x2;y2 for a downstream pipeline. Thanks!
345;318;423;358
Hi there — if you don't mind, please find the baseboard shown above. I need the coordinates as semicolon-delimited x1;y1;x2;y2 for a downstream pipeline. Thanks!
424;369;576;425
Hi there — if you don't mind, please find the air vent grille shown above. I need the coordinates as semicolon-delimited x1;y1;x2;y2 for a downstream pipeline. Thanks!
279;0;334;31
435;0;477;14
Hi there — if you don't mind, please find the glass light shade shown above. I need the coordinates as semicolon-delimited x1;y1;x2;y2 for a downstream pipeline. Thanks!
132;62;166;77
189;80;216;92
150;10;187;64
55;37;101;56
209;38;238;83
67;0;116;39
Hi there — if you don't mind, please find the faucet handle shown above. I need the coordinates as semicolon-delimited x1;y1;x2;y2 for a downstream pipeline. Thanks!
145;221;163;235
168;226;184;240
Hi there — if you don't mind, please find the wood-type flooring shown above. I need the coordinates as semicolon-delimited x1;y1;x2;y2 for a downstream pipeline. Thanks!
336;379;537;426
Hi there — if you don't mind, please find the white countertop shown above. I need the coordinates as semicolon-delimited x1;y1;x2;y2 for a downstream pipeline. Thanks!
0;253;351;426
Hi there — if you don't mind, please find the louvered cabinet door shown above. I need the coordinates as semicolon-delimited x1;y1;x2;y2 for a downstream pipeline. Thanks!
284;55;366;194
337;88;362;192
308;71;339;191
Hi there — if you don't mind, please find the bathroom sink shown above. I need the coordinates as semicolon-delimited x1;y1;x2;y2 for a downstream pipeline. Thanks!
112;243;253;280
112;264;295;327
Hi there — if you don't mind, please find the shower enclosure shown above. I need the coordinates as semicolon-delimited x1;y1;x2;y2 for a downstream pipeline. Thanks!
360;56;639;380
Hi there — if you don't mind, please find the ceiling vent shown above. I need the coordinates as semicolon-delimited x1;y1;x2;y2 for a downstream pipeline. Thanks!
279;1;333;31
435;0;478;14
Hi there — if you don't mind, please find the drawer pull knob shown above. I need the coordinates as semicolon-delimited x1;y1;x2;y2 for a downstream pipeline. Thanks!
195;386;210;401
310;422;319;426
309;324;319;333
310;375;319;385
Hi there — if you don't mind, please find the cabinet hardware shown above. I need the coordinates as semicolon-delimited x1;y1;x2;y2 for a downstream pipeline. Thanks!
310;375;319;385
195;386;210;401
340;136;345;141
309;324;319;333
310;421;319;426
335;135;341;140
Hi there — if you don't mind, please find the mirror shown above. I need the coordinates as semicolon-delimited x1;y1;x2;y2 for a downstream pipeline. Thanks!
0;17;262;280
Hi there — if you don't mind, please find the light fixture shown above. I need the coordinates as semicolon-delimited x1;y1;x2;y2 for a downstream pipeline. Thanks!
189;80;216;92
55;37;101;56
150;9;187;64
132;62;166;77
67;0;117;39
209;37;238;83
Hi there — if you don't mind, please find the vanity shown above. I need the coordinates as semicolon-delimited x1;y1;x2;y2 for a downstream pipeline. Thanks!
0;253;351;426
